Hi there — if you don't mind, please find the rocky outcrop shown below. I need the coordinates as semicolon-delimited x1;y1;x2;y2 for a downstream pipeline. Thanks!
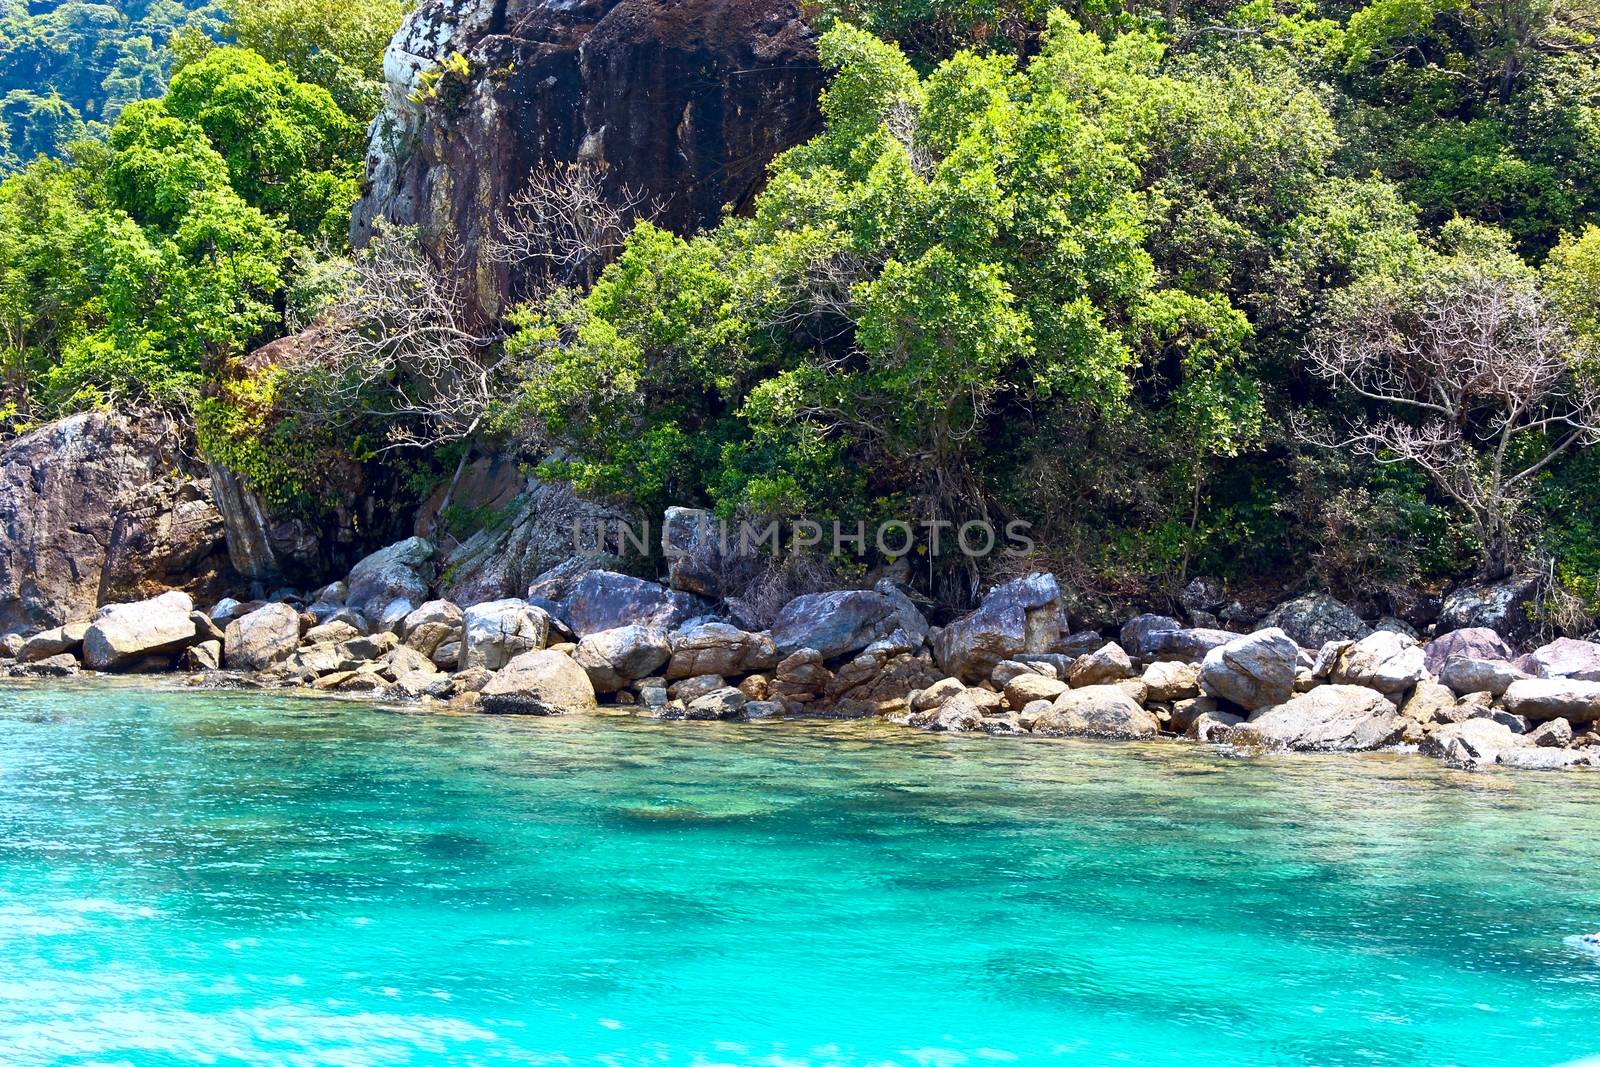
931;573;1062;681
1323;631;1427;695
772;585;925;661
461;598;550;670
572;624;671;692
1031;686;1160;740
1422;626;1514;674
0;413;233;632
1436;575;1540;646
1501;678;1600;723
1527;638;1600;681
352;0;826;315
223;603;302;671
562;570;711;636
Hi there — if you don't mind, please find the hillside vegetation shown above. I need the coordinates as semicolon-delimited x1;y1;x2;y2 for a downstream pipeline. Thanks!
3;0;1600;622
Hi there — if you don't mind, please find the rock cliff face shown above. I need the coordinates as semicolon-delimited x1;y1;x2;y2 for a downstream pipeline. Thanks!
0;413;234;632
351;0;825;313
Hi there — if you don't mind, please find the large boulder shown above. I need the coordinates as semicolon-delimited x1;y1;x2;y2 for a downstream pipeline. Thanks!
1142;660;1202;702
1324;630;1428;695
82;591;198;670
1527;638;1600;682
345;537;434;631
1422;626;1515;674
1067;642;1134;687
1501;678;1600;723
1260;593;1370;650
1436;575;1540;646
18;622;89;663
352;0;826;317
400;599;463;659
772;585;927;661
223;602;302;671
572;624;671;693
1231;685;1406;752
1030;686;1160;740
562;570;711;637
480;649;598;714
1135;627;1236;662
1119;614;1182;656
0;412;233;632
461;598;550;670
665;622;780;680
661;506;757;599
931;572;1062;681
1420;717;1526;768
1199;628;1298;710
1438;657;1529;698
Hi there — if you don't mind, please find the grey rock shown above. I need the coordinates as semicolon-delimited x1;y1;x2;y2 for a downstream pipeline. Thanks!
573;624;671;693
1527;718;1573;747
0;412;231;632
345;537;435;632
1421;718;1525;768
1527;638;1600;682
930;572;1061;681
1119;614;1182;655
661;506;757;599
83;591;197;670
1422;626;1514;674
1260;593;1370;649
400;600;463;658
1232;684;1405;751
1142;660;1201;702
223;602;301;671
1325;630;1428;695
666;622;779;680
1436;575;1540;646
461;599;550;671
563;570;712;637
19;622;89;663
682;686;749;721
1501;678;1600;723
1135;627;1237;662
1199;628;1298;710
1438;657;1529;698
1184;708;1243;742
12;651;79;676
1030;685;1160;740
1067;642;1134;687
772;587;926;661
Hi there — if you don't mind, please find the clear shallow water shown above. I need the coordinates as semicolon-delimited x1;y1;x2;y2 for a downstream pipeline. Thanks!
4;684;1600;1066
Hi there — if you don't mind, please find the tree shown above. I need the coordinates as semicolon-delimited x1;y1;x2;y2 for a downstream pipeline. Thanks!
279;226;505;531
1305;225;1600;576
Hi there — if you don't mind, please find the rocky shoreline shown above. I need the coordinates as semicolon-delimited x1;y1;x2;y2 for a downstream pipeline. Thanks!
5;532;1599;774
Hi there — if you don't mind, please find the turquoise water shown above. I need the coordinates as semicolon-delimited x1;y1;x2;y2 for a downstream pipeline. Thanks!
4;684;1600;1066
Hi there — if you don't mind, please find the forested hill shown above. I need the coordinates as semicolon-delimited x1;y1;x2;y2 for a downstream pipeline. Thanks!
3;0;1600;634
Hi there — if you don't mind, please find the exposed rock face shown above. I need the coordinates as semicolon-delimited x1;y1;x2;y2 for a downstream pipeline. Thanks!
353;0;826;315
1260;593;1370;650
435;477;634;606
1438;658;1528;698
1119;614;1181;655
1135;627;1236;662
1436;575;1540;646
931;573;1062;681
0;413;233;632
1232;685;1405;752
1199;628;1298;711
661;507;757;600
